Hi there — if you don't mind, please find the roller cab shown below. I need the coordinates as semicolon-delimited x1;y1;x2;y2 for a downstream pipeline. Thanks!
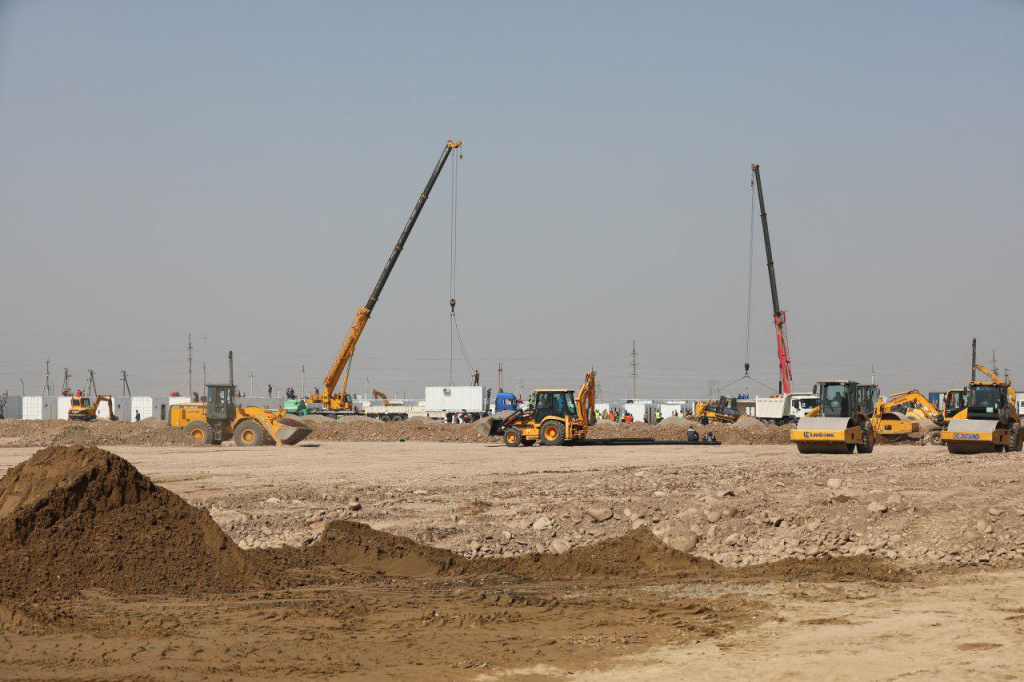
940;383;1022;454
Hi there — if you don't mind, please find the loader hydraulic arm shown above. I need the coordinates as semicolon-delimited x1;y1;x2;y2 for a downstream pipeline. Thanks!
311;140;463;409
575;371;596;426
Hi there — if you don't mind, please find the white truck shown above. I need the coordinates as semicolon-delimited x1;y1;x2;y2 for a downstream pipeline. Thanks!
754;393;820;425
361;386;490;422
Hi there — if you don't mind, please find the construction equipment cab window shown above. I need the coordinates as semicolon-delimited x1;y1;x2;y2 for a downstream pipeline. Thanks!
535;391;577;422
822;384;850;417
968;385;1003;414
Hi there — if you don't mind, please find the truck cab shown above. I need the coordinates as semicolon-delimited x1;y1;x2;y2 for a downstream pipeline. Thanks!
495;392;520;413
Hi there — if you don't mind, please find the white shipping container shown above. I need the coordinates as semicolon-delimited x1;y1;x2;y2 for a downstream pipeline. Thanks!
1;395;23;419
660;403;685;418
425;386;487;413
621;401;652;423
22;396;57;420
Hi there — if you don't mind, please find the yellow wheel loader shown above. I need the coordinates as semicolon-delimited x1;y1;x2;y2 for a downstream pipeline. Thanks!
169;384;312;447
940;382;1022;454
791;380;877;454
498;372;596;446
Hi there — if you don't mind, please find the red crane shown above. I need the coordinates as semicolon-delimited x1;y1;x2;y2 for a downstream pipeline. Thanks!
752;164;793;394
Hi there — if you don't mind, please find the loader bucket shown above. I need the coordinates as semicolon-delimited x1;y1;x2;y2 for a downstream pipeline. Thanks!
271;416;313;445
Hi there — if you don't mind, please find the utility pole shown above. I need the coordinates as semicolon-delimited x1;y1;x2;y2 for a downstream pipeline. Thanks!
86;369;97;398
121;370;131;397
301;365;306;396
228;352;235;396
630;340;638;400
187;333;193;398
498;362;504;392
42;359;52;397
202;362;207;394
991;350;998;376
248;371;254;398
971;338;977;382
62;368;71;395
871;365;875;385
19;379;25;395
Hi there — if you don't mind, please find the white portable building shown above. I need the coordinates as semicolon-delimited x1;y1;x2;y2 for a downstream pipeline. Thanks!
23;396;57;420
131;396;171;421
425;386;487;413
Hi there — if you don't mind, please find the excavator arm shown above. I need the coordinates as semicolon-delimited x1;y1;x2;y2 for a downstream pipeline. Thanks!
308;140;462;411
974;364;1007;386
874;390;942;423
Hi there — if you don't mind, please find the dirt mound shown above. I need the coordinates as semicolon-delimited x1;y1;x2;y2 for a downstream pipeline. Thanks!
740;554;907;583
0;420;198;447
297;415;489;443
0;446;252;599
485;527;720;580
589;420;792;445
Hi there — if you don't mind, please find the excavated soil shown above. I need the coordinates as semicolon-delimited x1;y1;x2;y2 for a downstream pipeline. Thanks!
0;446;250;599
0;445;916;678
0;419;198;448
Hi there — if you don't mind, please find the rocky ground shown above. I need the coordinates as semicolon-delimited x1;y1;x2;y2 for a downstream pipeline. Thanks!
2;441;1023;678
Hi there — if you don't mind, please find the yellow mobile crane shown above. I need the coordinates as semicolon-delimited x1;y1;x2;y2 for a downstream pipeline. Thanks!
307;140;463;416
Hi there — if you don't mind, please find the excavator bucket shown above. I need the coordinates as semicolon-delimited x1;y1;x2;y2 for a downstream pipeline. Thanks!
271;416;313;445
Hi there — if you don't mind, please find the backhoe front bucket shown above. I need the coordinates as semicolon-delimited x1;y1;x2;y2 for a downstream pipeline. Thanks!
271;417;313;445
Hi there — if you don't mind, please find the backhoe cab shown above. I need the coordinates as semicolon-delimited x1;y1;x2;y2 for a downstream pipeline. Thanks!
499;372;596;447
791;380;877;454
169;383;312;447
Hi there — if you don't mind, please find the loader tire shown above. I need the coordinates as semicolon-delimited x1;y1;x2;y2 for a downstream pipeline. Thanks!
234;420;269;447
1008;423;1022;452
540;420;566;446
184;420;216;446
926;431;942;446
503;428;523;447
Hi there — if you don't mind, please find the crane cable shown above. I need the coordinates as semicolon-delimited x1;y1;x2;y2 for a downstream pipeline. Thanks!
721;174;773;394
448;145;475;384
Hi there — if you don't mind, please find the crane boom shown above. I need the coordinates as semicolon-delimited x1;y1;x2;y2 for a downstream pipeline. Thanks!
752;164;793;394
309;140;463;412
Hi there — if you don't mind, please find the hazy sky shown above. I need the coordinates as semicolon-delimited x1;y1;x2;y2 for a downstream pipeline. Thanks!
1;0;1021;400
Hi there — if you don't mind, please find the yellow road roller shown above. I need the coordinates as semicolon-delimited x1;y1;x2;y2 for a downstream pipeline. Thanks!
791;380;877;454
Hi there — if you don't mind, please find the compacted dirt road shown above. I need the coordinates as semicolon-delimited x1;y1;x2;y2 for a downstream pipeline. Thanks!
2;440;1024;679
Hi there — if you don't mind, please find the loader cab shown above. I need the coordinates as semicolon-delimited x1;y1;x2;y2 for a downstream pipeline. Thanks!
532;389;577;422
205;384;236;422
714;396;740;417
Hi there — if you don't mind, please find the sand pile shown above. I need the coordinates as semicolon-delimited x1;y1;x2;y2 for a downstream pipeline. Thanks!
0;420;199;448
0;446;252;599
297;415;489;443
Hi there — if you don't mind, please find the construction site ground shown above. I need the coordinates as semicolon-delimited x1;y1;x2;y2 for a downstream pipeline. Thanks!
3;434;1024;679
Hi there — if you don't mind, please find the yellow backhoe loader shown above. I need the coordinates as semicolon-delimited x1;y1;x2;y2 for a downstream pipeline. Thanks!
498;372;596;446
940;365;1021;454
791;380;877;454
872;390;944;445
170;383;311;447
68;394;117;421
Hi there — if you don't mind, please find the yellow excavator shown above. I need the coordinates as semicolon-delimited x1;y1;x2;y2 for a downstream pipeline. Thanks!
691;396;744;425
791;380;877;454
68;394;118;421
498;372;596;446
307;140;462;416
872;390;944;445
940;364;1021;454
